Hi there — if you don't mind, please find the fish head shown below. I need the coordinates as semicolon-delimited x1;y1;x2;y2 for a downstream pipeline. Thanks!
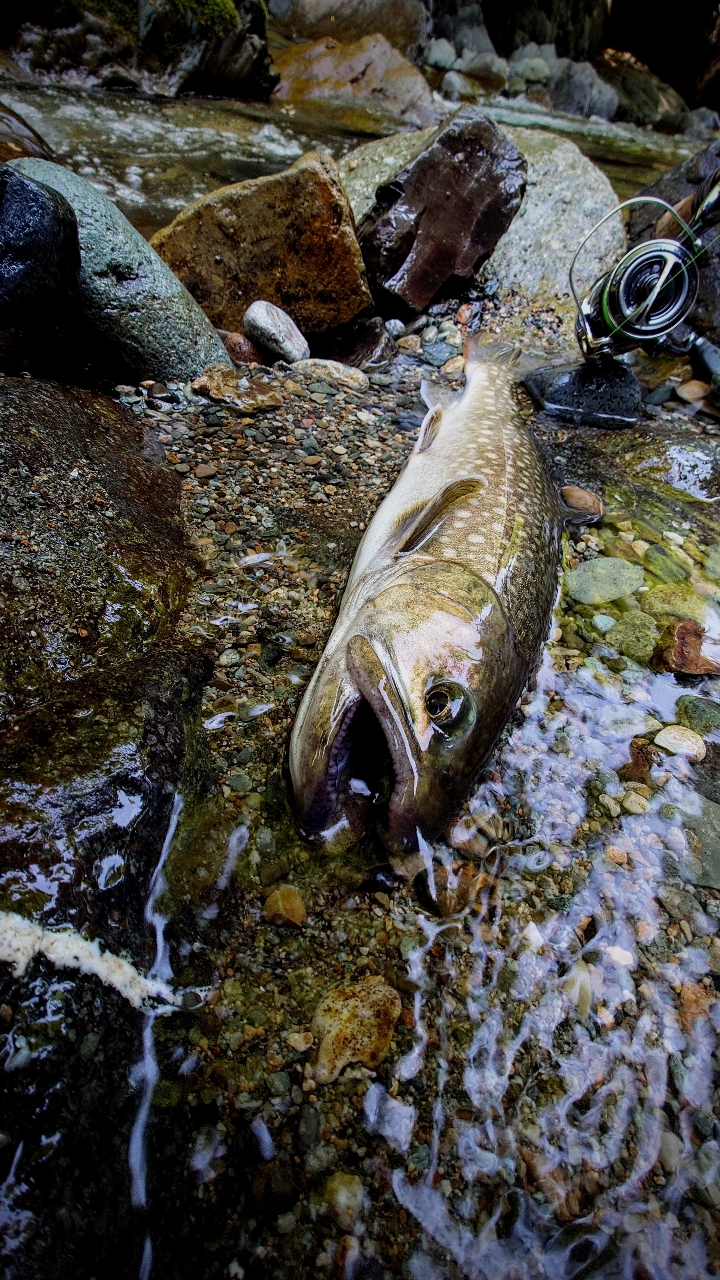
289;561;523;855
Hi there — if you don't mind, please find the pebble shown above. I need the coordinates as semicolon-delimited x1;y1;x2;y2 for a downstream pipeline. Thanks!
311;976;401;1084
676;379;710;403
242;299;310;363
323;1172;364;1231
592;613;617;634
263;885;307;927
565;557;644;604
622;791;650;815
286;1031;314;1052
560;484;604;516
653;725;707;761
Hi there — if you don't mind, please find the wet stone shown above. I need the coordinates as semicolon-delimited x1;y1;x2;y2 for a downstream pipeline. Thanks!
311;976;401;1084
565;556;644;604
323;1171;364;1231
675;694;720;738
263;885;307;927
654;725;707;760
243;300;310;364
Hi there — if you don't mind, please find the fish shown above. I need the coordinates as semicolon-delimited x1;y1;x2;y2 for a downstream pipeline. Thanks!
289;337;589;856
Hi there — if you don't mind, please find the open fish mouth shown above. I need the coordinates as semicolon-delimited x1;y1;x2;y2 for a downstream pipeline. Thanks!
294;634;422;853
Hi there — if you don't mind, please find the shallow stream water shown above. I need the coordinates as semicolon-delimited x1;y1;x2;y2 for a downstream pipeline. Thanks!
3;76;720;1280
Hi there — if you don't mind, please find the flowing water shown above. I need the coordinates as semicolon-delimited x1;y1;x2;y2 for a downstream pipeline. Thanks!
3;73;720;1280
0;83;700;236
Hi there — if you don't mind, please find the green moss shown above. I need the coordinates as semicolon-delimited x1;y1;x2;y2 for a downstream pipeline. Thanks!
172;0;239;37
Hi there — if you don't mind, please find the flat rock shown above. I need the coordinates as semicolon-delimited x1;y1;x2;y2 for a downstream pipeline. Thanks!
243;300;310;363
0;165;80;328
654;725;707;761
270;34;442;129
190;364;285;410
151;151;372;337
481;126;626;314
311;975;401;1083
9;157;230;382
357;108;526;313
565;556;644;604
291;358;370;391
267;0;427;59
264;885;307;926
594;51;686;127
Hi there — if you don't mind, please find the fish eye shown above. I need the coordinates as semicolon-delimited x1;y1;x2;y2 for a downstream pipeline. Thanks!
424;681;470;732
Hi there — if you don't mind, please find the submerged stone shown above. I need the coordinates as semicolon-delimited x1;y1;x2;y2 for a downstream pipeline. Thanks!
311;975;401;1083
675;695;720;738
0;103;53;164
654;725;707;760
323;1171;365;1230
9;158;230;383
152;151;372;337
600;609;658;662
357;109;525;313
565;556;644;604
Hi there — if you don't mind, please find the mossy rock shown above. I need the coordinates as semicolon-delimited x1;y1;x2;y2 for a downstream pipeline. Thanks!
604;611;658;662
675;694;720;738
643;544;689;583
640;582;708;624
564;557;644;605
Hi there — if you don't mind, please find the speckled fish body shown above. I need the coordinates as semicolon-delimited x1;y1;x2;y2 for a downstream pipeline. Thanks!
289;354;564;854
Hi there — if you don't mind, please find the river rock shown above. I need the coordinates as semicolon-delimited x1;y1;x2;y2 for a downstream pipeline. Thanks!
0;102;53;163
0;165;80;328
291;358;370;391
357;109;525;313
459;51;509;90
243;301;310;363
549;60;618;120
221;330;264;365
311;976;401;1083
190;364;285;410
9;0;278;99
480;126;626;312
426;38;457;69
323;1171;364;1230
267;0;427;59
628;141;720;346
603;610;658;662
270;34;442;129
338;128;437;222
9;158;230;382
565;557;644;604
151;151;372;338
675;695;720;739
593;50;687;128
263;886;307;927
655;725;707;760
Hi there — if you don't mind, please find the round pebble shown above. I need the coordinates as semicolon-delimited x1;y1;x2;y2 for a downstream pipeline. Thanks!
653;725;707;761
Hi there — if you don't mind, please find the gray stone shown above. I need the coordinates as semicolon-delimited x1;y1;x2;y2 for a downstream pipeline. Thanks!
680;795;720;889
426;38;456;69
338;128;438;223
243;300;310;363
459;51;508;90
441;70;480;100
565;557;644;605
255;826;277;856
550;60;618;121
298;1103;321;1151
266;1070;290;1096
267;0;427;60
9;158;230;383
480;126;625;313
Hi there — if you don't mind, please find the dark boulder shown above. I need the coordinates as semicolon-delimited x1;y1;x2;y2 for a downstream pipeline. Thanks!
593;50;687;127
628;141;720;345
550;58;618;118
470;0;610;62
357;109;526;314
0;103;53;164
7;158;231;382
0;165;80;328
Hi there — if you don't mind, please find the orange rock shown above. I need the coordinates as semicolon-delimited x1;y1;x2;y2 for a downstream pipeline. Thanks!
560;485;604;517
311;976;401;1083
264;885;307;927
605;844;628;866
656;619;720;676
221;331;263;365
190;364;283;411
678;981;716;1032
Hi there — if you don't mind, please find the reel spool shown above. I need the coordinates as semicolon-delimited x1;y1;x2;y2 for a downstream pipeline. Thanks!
570;197;703;360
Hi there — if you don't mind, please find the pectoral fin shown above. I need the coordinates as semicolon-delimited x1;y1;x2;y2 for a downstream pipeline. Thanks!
395;478;486;555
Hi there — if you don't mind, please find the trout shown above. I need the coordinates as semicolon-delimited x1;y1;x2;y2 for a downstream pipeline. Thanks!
290;341;577;855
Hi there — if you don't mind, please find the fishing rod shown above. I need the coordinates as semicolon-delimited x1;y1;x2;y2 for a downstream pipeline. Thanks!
523;171;720;427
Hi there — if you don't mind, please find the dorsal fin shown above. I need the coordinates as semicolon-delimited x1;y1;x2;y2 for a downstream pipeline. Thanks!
414;405;442;454
395;479;486;556
420;379;463;412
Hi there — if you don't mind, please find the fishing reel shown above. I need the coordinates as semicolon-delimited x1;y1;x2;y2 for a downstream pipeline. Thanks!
524;174;720;427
